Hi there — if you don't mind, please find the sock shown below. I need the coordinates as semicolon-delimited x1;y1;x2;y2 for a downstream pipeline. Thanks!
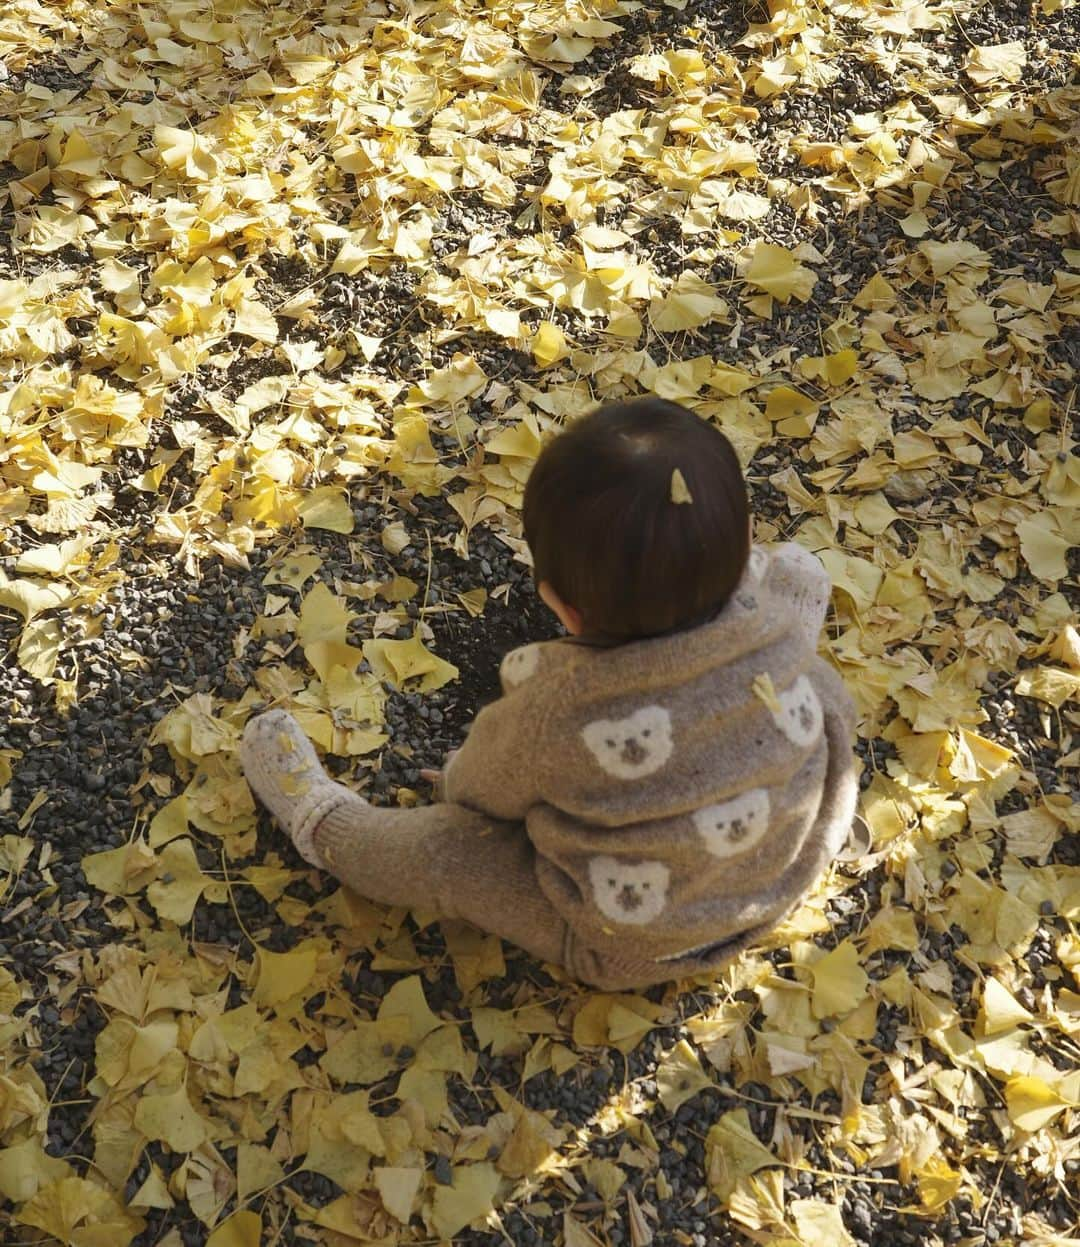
240;710;355;868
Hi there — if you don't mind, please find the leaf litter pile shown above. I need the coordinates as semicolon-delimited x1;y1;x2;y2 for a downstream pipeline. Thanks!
1;0;1079;1243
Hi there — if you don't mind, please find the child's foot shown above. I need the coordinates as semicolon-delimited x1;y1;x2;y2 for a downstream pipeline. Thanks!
240;710;346;868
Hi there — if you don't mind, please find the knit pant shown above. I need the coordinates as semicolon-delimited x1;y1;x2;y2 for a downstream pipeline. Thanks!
309;683;858;991
312;800;717;991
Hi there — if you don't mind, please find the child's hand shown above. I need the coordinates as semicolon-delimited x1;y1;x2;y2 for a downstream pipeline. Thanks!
420;750;459;789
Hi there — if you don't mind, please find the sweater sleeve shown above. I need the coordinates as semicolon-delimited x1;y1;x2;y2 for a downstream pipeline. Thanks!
441;645;558;821
766;543;833;649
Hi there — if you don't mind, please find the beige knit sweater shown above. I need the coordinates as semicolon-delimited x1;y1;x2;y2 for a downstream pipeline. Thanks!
442;543;858;967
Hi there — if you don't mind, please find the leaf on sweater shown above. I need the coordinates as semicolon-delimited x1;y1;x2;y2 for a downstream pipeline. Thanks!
751;672;782;715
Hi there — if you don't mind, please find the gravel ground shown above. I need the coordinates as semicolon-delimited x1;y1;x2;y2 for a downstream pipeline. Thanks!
1;0;1079;1245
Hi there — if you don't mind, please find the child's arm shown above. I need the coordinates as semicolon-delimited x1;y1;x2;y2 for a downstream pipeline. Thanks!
441;645;559;822
765;543;833;648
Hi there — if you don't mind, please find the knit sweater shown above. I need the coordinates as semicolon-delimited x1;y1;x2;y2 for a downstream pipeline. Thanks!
443;543;859;968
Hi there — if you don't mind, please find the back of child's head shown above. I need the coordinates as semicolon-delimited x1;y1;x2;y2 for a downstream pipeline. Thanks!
523;397;750;641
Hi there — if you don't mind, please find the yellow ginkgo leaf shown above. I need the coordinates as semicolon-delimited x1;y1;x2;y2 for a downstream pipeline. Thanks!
798;349;858;387
978;978;1034;1037
298;581;354;650
363;630;459;692
145;838;212;924
374;1166;423;1223
532;321;569;368
656;1039;711;1111
298;487;354;534
17;618;61;681
253;941;320;1008
744;242;817;304
232;297;279;343
1016;514;1070;581
705;1109;778;1201
133;1085;209;1153
964;41;1027;87
1005;1075;1075;1132
649;272;729;332
913;1154;964;1212
206;1210;262;1247
809;940;869;1019
429;1163;501;1239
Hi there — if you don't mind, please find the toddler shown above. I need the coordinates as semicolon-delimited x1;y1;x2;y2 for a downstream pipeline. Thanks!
241;398;859;990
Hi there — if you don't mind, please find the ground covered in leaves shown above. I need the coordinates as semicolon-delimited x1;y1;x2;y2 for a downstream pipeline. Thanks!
1;0;1079;1243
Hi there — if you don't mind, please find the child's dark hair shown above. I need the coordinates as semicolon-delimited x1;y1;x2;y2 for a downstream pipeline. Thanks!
523;397;750;641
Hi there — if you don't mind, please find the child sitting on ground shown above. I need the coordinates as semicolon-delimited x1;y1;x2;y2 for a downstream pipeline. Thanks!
241;397;859;990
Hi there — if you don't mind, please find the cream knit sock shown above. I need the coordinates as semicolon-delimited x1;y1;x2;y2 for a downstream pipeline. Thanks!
240;710;353;868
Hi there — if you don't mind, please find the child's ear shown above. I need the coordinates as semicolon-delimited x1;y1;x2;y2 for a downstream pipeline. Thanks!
538;581;584;636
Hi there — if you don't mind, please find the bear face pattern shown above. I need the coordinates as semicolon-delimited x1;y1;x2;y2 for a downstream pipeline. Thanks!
769;674;823;747
501;644;540;687
581;706;674;780
692;788;771;858
588;856;670;925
